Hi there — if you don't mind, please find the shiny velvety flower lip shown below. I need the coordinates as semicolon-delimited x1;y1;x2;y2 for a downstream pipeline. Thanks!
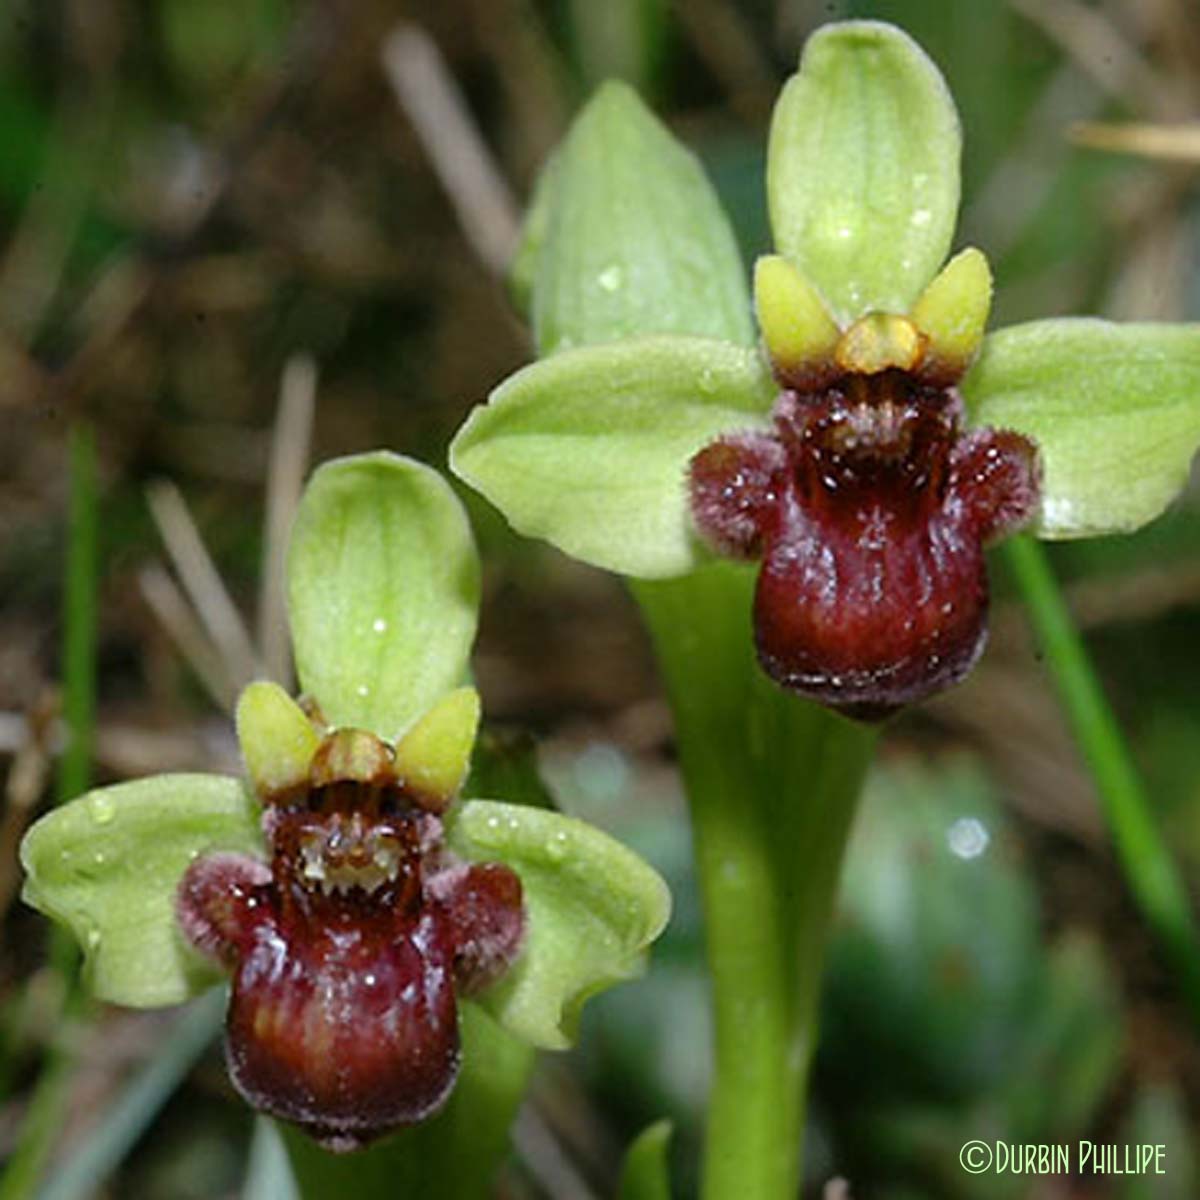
18;451;670;1152
449;20;1200;716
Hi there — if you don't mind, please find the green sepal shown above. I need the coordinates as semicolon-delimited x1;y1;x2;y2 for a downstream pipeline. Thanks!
447;799;671;1050
618;1120;673;1200
288;452;480;740
19;775;261;1007
532;80;753;354
508;152;560;322
964;319;1200;538
767;20;961;324
450;335;775;578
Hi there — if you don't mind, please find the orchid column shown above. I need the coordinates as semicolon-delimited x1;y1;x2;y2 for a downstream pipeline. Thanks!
452;20;1200;1200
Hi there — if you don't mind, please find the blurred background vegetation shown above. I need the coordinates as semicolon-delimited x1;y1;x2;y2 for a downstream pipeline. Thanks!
2;0;1199;1196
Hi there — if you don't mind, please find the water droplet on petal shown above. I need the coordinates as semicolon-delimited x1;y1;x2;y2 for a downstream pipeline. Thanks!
597;264;623;292
87;794;115;825
947;816;989;860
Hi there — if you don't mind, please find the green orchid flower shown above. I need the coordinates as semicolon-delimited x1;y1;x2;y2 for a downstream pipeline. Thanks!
450;20;1200;717
20;451;669;1151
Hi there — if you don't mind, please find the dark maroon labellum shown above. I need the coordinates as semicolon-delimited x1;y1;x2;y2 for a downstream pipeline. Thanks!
689;370;1039;720
177;731;524;1151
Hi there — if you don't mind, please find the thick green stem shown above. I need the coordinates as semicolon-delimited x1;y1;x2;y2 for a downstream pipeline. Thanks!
1004;535;1200;1023
633;561;876;1200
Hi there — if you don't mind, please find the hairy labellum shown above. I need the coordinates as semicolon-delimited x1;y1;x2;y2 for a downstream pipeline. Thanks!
689;369;1039;719
177;728;524;1151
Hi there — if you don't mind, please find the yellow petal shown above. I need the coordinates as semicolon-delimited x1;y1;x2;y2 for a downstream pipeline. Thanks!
393;687;481;813
754;255;841;384
236;681;320;798
910;247;992;382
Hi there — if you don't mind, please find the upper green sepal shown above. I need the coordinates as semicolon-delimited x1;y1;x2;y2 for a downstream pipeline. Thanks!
288;452;480;740
447;799;671;1050
964;319;1200;538
529;80;753;354
450;335;775;578
19;775;261;1007
767;21;961;324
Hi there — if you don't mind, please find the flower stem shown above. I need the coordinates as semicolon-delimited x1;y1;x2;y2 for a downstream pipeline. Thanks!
633;561;876;1200
1003;535;1200;1022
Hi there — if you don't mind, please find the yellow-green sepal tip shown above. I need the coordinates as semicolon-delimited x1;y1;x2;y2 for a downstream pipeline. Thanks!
753;254;840;383
236;681;320;798
910;246;992;382
394;687;482;812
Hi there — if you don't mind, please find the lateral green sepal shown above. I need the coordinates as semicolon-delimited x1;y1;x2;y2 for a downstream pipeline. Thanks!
447;799;671;1050
964;319;1200;537
19;774;261;1007
450;335;775;578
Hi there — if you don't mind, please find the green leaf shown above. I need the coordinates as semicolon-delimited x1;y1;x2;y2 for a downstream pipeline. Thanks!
767;20;961;325
450;335;774;578
618;1120;673;1200
20;775;261;1007
447;799;671;1050
532;80;753;354
963;319;1200;538
288;452;480;739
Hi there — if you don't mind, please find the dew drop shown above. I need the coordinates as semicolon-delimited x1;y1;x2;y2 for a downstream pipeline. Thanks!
911;208;932;227
485;815;501;831
697;368;717;395
356;684;369;698
87;794;115;825
86;928;101;950
947;816;989;860
93;851;106;866
372;618;387;634
545;830;570;862
597;264;623;293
